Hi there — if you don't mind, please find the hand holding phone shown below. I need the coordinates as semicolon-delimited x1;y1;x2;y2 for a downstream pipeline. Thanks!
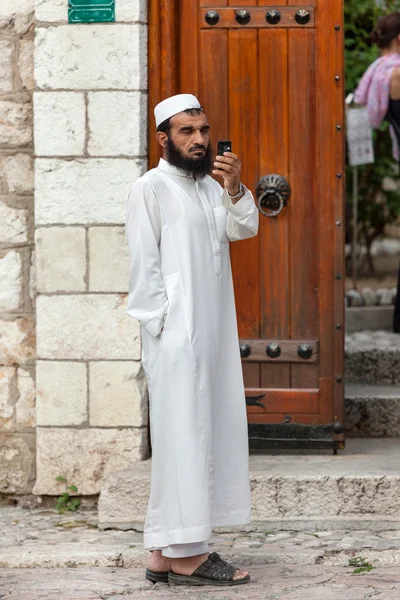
214;140;243;199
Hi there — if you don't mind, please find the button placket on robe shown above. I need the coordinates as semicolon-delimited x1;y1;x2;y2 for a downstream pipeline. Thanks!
195;181;222;275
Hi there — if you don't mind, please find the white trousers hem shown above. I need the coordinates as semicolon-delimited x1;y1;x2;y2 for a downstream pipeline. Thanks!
144;524;212;549
150;542;209;558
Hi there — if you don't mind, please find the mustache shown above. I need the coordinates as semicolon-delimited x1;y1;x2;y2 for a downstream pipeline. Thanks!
189;145;206;152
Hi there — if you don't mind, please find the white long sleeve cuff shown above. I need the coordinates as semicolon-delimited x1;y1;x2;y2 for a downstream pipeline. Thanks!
221;186;259;241
222;186;255;218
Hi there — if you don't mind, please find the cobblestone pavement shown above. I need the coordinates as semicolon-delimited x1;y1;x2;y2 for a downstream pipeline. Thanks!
1;507;400;599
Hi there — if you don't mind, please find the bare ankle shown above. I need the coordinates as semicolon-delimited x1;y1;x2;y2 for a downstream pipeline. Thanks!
170;553;209;575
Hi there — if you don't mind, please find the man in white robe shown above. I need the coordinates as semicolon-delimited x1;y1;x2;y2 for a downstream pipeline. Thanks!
125;94;259;586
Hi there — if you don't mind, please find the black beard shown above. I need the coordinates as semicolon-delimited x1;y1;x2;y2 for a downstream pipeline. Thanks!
165;137;213;180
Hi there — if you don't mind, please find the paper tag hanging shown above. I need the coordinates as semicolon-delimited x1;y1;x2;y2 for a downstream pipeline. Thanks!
346;105;375;167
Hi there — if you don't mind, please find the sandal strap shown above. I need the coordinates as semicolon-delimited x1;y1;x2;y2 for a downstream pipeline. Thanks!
192;552;237;581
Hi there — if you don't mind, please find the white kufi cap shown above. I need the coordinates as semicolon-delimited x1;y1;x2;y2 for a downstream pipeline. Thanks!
154;94;201;128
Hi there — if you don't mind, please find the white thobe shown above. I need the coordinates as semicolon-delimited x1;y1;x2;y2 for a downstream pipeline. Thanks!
125;158;259;550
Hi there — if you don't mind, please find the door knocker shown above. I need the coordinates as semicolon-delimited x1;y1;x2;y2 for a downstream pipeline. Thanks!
256;174;291;218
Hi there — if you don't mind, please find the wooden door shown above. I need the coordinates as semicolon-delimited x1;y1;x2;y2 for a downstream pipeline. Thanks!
149;0;345;451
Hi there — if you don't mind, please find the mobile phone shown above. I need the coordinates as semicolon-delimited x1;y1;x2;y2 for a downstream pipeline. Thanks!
217;140;232;156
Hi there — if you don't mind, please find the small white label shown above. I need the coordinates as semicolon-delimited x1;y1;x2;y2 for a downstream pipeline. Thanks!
346;106;375;166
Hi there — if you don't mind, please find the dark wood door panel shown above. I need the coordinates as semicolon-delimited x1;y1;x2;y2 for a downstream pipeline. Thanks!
261;363;290;388
288;29;318;341
229;28;260;339
291;364;319;389
199;29;229;142
242;363;260;387
258;29;291;389
259;29;289;341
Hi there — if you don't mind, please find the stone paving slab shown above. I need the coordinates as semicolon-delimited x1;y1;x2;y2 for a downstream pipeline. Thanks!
4;506;400;569
1;565;400;599
2;507;400;598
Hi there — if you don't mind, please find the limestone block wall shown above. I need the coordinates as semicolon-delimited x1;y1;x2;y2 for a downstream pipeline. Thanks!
32;0;149;496
0;0;36;493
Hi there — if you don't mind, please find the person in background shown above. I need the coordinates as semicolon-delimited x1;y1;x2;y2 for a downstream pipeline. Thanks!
354;11;400;332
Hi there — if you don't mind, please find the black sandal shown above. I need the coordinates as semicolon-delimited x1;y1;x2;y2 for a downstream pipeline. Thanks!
145;568;169;584
168;552;250;586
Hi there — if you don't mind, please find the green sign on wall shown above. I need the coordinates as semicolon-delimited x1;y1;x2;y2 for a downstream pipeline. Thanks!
68;0;115;23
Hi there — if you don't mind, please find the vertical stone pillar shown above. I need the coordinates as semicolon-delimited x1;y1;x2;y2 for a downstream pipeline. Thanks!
33;0;149;496
0;0;36;493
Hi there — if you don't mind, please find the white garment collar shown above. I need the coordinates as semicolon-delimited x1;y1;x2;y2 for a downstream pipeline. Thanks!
158;158;192;179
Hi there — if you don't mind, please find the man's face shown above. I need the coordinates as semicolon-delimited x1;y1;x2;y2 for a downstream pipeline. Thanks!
157;110;213;180
168;111;210;159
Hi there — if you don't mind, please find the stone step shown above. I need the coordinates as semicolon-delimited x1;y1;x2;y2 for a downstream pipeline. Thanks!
345;331;400;384
98;438;400;532
345;384;400;437
345;305;394;333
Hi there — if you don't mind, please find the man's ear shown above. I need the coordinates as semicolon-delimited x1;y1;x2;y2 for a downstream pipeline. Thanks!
156;131;168;148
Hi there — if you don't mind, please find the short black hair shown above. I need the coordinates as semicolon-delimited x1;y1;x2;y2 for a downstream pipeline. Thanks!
156;107;204;133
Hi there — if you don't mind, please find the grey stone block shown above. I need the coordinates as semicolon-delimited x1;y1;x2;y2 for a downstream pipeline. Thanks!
98;464;150;529
345;306;394;333
345;331;400;384
0;433;36;493
346;384;400;436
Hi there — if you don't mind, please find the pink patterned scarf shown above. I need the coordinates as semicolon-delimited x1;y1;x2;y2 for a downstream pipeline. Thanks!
354;53;400;159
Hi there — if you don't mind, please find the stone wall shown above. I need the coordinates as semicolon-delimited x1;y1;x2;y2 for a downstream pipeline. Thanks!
0;0;36;493
33;0;149;496
0;0;149;497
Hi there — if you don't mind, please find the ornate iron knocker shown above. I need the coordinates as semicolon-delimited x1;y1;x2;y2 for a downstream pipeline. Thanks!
256;174;291;218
